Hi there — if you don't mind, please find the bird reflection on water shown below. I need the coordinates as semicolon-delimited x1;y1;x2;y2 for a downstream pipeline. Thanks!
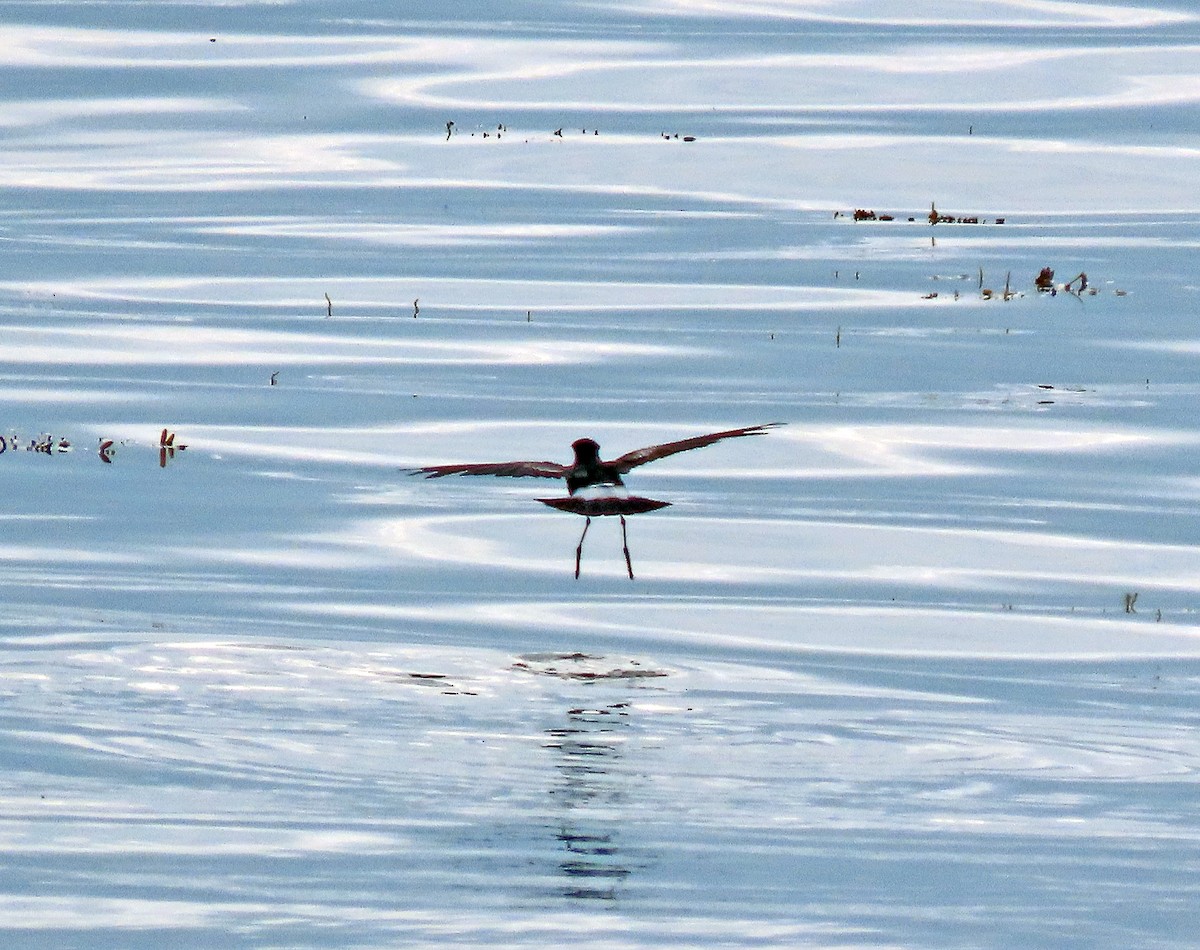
518;652;668;902
546;702;633;901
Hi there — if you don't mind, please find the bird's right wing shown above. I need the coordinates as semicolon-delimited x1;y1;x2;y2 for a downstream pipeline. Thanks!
409;460;568;480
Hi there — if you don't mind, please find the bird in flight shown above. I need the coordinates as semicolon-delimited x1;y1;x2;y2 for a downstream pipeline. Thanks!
411;423;782;578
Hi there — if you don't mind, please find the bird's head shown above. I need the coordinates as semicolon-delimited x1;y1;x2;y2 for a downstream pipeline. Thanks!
571;438;601;465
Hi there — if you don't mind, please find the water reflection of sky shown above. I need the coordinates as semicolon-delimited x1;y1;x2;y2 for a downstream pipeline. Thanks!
3;2;1200;946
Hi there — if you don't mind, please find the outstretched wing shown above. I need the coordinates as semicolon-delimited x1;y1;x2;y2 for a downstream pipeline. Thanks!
609;423;783;472
410;459;568;480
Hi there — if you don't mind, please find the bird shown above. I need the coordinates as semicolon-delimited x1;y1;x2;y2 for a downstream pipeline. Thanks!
410;423;782;579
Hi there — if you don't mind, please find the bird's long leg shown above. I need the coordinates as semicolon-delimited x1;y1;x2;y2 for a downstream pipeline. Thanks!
620;515;634;580
574;516;591;579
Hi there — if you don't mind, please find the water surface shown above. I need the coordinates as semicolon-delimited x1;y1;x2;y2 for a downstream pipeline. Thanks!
2;1;1200;946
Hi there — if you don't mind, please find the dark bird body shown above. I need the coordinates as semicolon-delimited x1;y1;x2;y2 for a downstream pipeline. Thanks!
412;423;781;578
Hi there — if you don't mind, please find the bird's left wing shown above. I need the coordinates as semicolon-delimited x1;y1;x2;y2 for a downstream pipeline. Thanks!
409;459;568;480
609;423;783;472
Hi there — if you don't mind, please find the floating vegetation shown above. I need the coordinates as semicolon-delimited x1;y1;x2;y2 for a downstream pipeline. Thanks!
513;653;669;681
0;428;186;466
158;429;188;468
393;671;476;696
919;265;1125;302
438;119;701;145
840;203;1004;225
840;209;1127;300
0;433;71;455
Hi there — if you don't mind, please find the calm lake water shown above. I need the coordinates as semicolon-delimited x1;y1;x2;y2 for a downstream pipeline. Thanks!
2;2;1200;947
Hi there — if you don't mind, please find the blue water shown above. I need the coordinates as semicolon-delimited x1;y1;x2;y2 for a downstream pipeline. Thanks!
2;2;1200;946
